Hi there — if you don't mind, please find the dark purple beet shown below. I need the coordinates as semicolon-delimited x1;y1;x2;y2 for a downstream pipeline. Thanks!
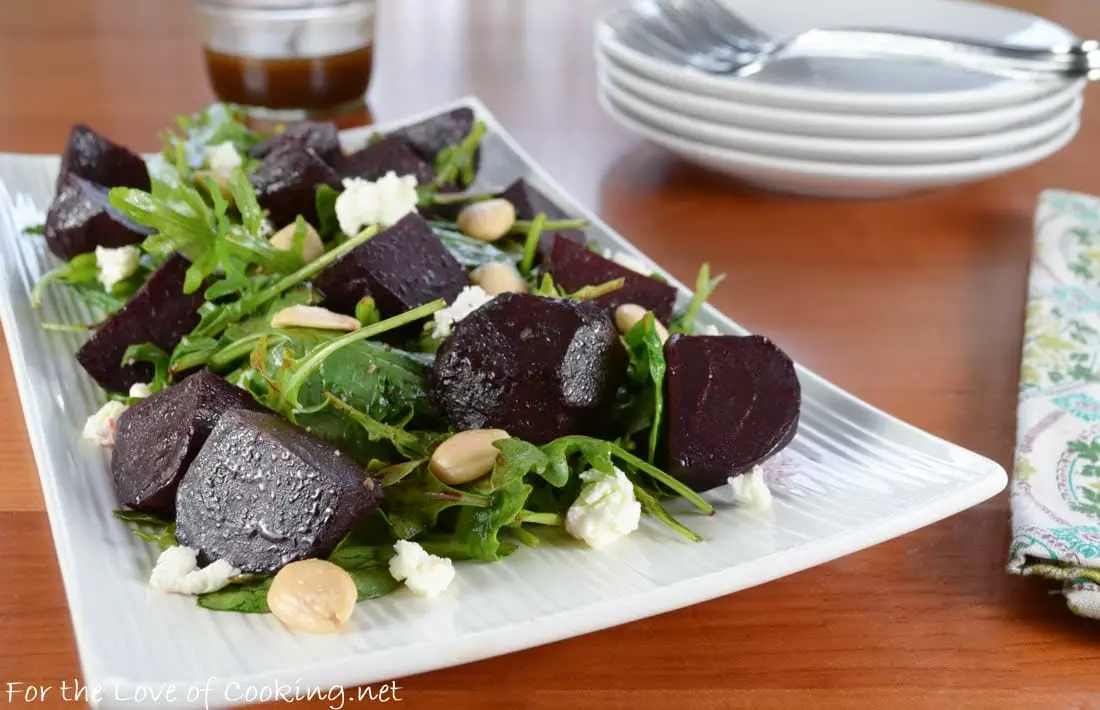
44;173;153;260
548;236;676;323
249;121;343;168
339;134;437;187
664;334;801;491
57;124;150;192
75;254;204;392
498;178;585;259
112;372;262;516
393;107;475;163
250;144;341;228
315;213;467;317
432;292;625;444
175;408;382;573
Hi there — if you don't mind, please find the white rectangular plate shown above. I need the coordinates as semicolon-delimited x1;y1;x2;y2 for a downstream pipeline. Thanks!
0;97;1006;709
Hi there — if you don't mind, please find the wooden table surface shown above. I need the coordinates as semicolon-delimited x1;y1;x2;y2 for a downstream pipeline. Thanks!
1;0;1099;708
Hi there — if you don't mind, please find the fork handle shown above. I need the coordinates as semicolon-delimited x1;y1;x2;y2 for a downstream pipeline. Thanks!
786;29;1099;78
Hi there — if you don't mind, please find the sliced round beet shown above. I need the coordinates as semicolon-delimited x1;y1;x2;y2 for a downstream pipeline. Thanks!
664;334;801;491
175;408;382;574
432;292;625;444
112;372;262;516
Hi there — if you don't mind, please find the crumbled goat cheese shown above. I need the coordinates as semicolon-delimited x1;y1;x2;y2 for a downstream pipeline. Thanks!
82;400;129;446
565;467;642;548
700;324;722;335
335;172;419;236
728;466;772;508
389;540;455;597
431;285;495;338
149;545;239;595
128;383;153;399
203;141;242;177
95;245;141;293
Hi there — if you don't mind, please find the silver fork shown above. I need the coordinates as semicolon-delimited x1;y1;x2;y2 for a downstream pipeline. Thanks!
634;0;1100;80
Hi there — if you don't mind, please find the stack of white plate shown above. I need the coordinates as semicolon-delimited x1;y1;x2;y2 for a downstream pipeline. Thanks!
595;0;1086;198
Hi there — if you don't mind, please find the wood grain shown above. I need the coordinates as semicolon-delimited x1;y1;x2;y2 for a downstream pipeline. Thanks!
1;1;1099;708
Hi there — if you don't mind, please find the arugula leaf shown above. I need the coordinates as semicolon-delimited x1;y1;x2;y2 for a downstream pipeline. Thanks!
453;479;533;561
490;439;550;490
519;213;546;276
31;252;98;308
622;313;667;463
315;184;342;239
23;224;45;236
379;459;425;486
161;104;267;174
384;468;490;526
121;343;169;394
347;567;401;601
67;282;128;314
322;394;434;459
197;577;272;613
355;297;381;326
670;263;726;335
433;227;520;268
113;510;177;550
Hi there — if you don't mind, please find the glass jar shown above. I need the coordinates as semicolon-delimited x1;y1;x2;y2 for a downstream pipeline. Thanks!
193;0;377;119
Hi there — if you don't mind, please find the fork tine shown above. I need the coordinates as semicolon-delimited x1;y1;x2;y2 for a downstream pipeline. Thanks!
653;0;751;55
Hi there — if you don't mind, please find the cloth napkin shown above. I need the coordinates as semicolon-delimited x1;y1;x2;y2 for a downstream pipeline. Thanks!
1009;189;1100;619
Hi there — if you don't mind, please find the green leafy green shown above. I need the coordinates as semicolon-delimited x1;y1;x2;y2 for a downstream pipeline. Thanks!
347;567;401;600
197;577;272;613
519;212;546;276
31;252;98;308
355;297;381;326
670;263;726;335
113;510;177;550
23;224;45;236
622;313;667;462
160;103;266;175
315;184;342;239
121;343;170;394
433;227;521;268
453;479;532;561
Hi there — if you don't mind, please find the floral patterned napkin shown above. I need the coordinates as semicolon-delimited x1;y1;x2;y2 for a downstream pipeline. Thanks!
1009;189;1100;619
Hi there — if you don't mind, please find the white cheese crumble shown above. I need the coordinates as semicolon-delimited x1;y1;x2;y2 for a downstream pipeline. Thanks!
607;249;651;275
728;466;772;508
389;540;455;597
203;141;242;177
699;324;722;336
335;172;419;236
95;245;141;294
565;467;641;548
257;218;275;239
128;382;153;399
431;285;495;338
82;400;129;446
149;545;239;595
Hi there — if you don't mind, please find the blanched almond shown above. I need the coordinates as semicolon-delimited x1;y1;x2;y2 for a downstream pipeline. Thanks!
267;559;357;634
470;261;527;296
271;305;361;332
614;304;669;344
457;199;516;242
270;221;325;263
430;429;510;485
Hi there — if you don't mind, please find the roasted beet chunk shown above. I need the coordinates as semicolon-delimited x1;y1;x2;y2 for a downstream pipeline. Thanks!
548;236;676;322
44;173;153;260
315;213;467;317
340;134;437;186
250;121;343;168
175;408;382;574
112;372;261;516
664;335;801;491
499;179;585;259
250;145;341;228
75;255;204;392
393;107;475;163
432;293;624;444
57;124;150;192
